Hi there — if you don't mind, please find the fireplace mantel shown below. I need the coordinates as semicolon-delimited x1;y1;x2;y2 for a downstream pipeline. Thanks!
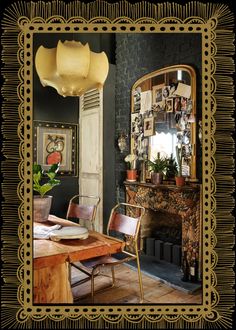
124;181;202;280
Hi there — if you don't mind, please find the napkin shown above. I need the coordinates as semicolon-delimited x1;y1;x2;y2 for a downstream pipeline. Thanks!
34;224;61;239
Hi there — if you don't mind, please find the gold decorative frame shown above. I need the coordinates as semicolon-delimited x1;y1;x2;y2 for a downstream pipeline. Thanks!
1;0;235;329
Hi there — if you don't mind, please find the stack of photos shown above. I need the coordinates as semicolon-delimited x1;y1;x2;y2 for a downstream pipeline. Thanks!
131;108;150;158
133;87;141;112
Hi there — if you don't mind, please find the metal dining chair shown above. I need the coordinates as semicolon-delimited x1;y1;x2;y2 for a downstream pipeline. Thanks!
72;202;145;303
66;194;100;231
66;194;100;288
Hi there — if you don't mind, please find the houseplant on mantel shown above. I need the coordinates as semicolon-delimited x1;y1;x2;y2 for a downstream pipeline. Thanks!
124;154;138;182
148;152;167;185
175;144;185;187
33;163;60;222
165;153;178;181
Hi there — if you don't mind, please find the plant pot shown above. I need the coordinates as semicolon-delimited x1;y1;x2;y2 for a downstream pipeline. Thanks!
126;169;137;182
175;176;185;187
33;195;52;222
151;172;163;185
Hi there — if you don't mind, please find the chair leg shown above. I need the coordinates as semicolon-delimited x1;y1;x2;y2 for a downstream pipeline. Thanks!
136;256;144;303
91;270;95;303
111;266;115;287
68;263;72;283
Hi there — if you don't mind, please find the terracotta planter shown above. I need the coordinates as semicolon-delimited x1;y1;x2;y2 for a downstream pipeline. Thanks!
126;169;137;182
33;195;52;222
175;176;185;187
151;172;163;185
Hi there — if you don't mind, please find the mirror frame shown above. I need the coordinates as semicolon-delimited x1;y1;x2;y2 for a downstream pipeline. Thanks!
130;64;197;182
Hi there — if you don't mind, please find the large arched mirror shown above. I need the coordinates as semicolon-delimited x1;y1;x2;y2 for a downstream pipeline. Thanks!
130;64;197;182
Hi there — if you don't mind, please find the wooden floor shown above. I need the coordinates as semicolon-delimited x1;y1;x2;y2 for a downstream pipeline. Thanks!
71;263;202;304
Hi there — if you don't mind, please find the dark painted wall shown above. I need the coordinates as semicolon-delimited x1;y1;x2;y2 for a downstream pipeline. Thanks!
33;33;116;220
103;64;116;230
115;33;202;201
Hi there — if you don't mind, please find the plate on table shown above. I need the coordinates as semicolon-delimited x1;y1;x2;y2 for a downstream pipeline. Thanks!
49;226;89;242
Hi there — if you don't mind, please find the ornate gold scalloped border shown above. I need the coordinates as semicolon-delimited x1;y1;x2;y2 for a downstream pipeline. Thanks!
1;1;235;328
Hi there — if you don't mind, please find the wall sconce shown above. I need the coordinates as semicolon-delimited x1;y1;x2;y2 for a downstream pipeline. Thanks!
118;132;127;153
198;120;202;144
35;40;109;97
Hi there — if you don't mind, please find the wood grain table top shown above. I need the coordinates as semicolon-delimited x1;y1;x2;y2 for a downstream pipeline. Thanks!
34;215;124;270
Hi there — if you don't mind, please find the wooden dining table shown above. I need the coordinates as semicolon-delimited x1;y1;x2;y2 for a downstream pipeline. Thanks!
33;215;124;304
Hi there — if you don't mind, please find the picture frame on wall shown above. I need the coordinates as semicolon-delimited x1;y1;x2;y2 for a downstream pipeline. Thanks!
165;98;174;113
143;117;154;137
162;86;170;99
34;121;78;176
152;83;165;107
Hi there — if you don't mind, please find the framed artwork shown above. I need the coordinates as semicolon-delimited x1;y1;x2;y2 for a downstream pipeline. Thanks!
34;121;78;176
181;97;188;111
174;97;181;112
165;98;174;112
162;86;170;99
152;83;165;106
143;117;154;137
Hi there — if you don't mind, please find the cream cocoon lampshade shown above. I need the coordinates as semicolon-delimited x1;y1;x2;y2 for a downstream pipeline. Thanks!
35;40;109;97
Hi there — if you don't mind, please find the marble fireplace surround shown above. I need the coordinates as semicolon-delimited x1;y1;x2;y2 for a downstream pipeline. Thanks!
124;182;202;279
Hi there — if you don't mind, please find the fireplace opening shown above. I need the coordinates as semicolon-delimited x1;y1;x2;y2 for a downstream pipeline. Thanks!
141;209;182;266
125;206;201;293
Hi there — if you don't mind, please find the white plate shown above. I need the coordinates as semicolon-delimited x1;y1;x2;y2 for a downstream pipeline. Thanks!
49;226;89;242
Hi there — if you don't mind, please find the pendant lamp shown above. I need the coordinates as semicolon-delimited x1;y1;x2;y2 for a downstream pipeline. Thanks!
35;40;109;97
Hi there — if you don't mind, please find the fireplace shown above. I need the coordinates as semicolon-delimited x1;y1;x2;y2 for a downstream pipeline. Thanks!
125;181;202;282
142;209;182;266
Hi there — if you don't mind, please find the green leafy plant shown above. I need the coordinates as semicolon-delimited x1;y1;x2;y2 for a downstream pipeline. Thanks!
33;163;61;197
148;152;167;173
176;144;183;177
165;153;178;179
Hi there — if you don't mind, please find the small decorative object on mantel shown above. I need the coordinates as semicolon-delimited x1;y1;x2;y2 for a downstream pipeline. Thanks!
33;163;60;222
148;152;167;185
175;143;185;187
124;154;138;182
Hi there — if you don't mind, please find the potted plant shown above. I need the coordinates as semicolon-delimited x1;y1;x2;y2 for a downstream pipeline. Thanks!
148;152;167;185
33;163;60;222
124;154;138;182
175;144;185;187
165;153;178;181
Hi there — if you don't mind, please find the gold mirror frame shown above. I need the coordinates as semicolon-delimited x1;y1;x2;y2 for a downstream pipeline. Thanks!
1;0;235;329
131;64;197;181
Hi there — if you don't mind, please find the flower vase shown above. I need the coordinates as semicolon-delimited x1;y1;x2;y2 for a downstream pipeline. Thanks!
175;176;185;187
126;169;137;182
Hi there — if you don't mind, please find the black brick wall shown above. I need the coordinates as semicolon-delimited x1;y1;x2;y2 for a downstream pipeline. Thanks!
115;33;202;201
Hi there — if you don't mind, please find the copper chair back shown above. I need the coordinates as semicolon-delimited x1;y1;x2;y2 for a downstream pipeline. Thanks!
66;194;100;231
